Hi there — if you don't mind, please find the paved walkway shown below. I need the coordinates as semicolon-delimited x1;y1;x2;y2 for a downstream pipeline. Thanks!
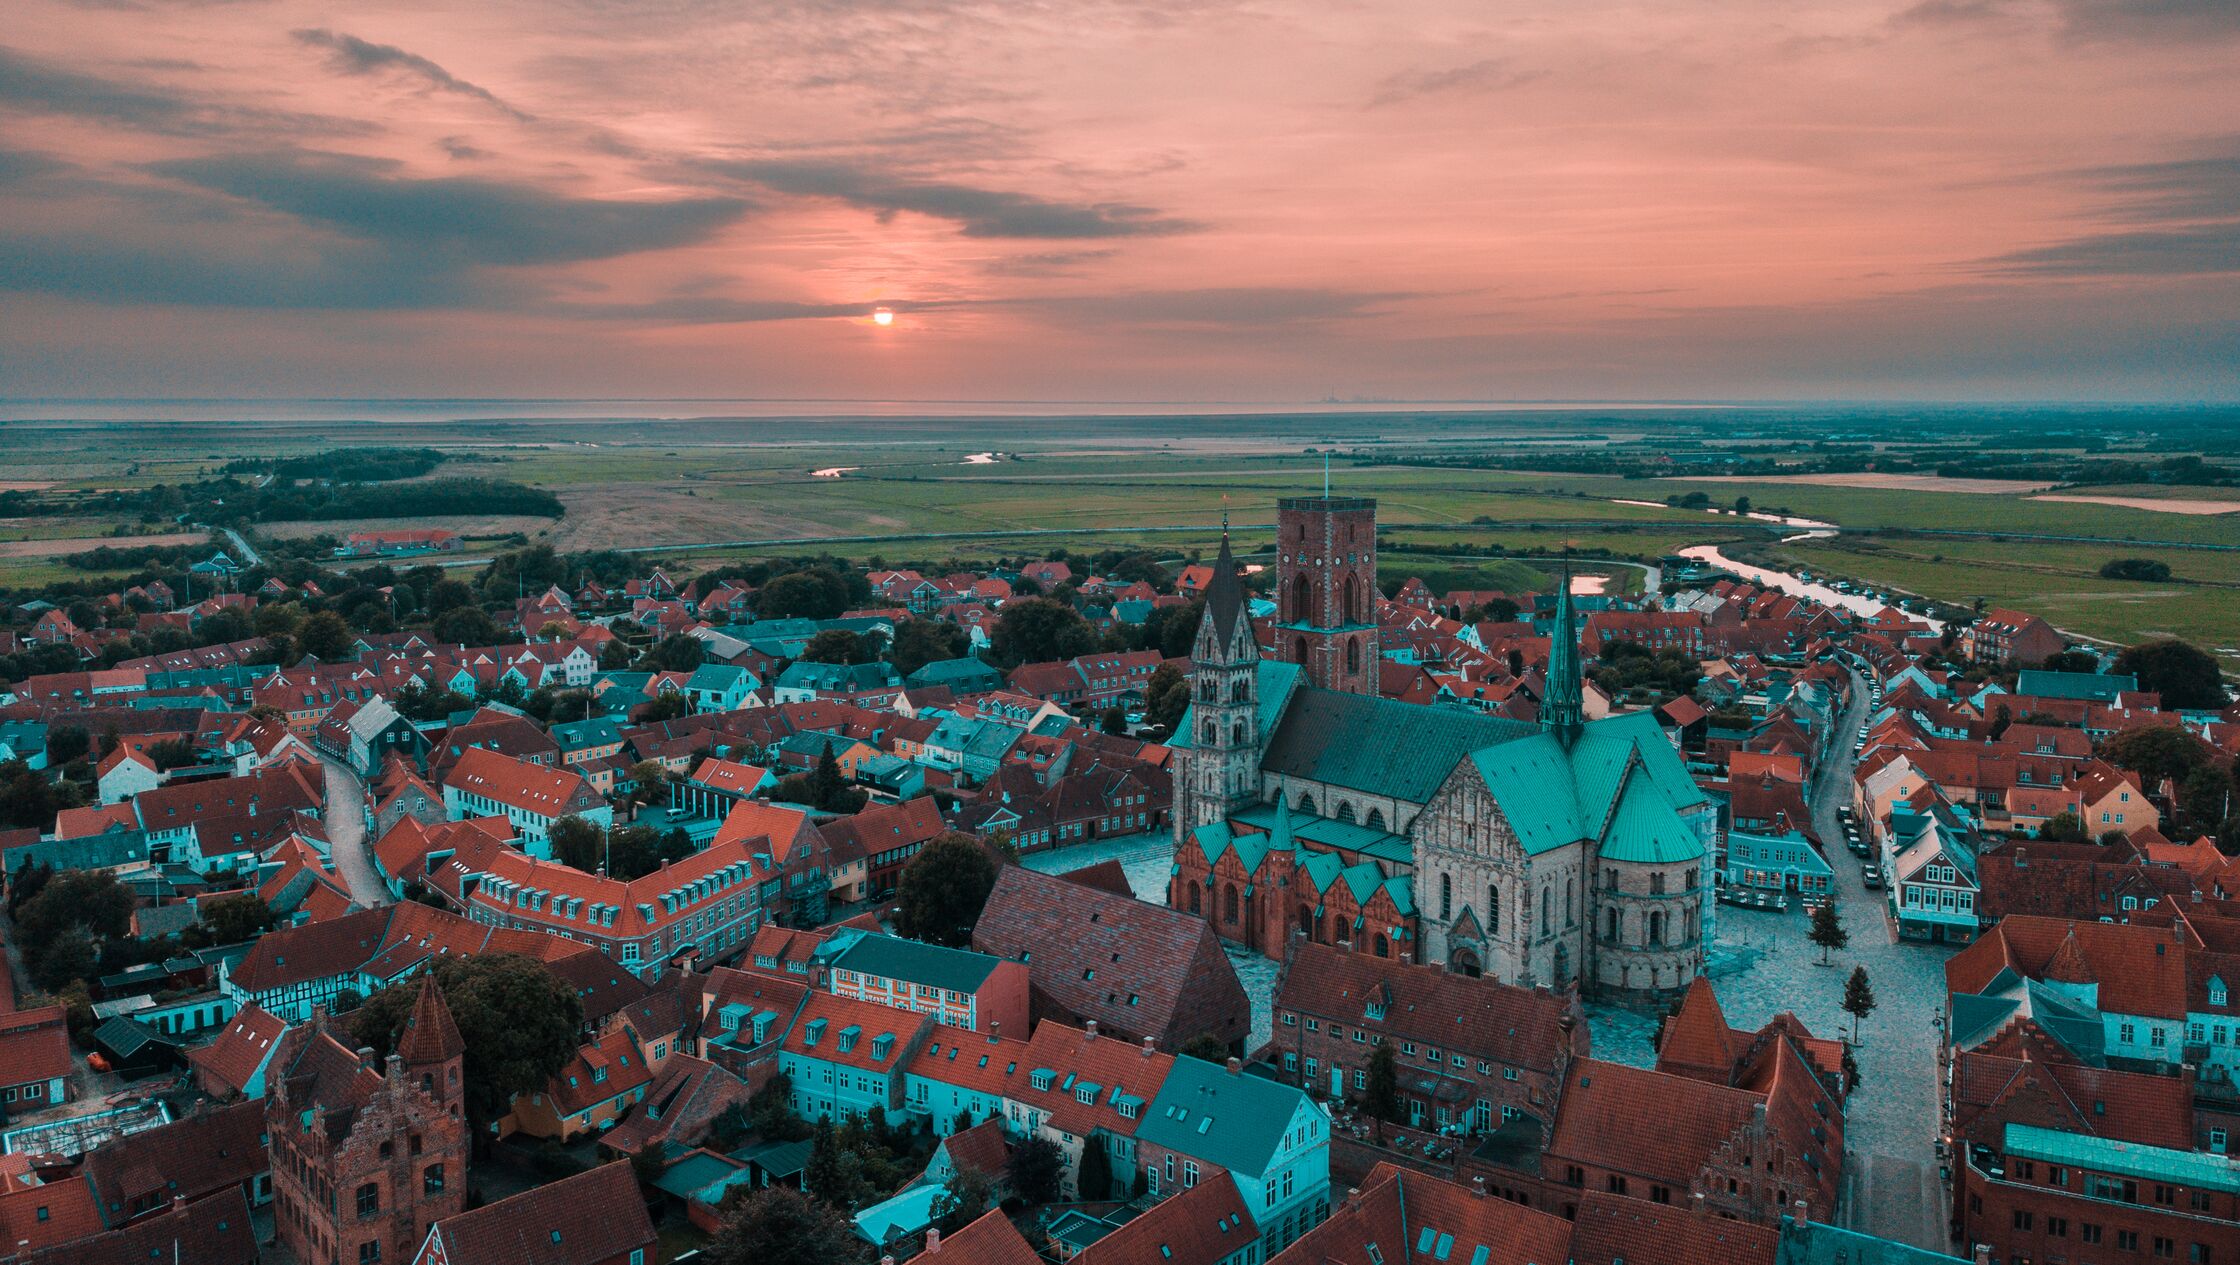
319;757;391;908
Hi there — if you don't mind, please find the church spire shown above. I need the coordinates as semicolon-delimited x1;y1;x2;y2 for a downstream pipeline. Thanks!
1203;527;1246;651
1544;562;1583;742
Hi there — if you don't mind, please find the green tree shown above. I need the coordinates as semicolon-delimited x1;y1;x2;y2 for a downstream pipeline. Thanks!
800;629;871;665
431;605;499;648
1179;1032;1231;1062
1809;900;1848;966
27;925;98;992
548;814;605;872
2113;638;2229;710
350;954;583;1130
425;578;478;616
2098;558;2171;582
890;620;969;678
1100;704;1129;736
17;870;133;949
893;832;1000;947
197;892;277;945
1363;1042;1401;1122
1842;965;1877;1043
2103;725;2213;789
706;1185;868;1265
647;633;705;674
755;569;850;621
626;760;673;807
933;1167;994;1233
990;597;1097;668
1142;662;1191;735
2039;649;2100;674
1077;1137;1115;1201
1007;1134;1065;1206
2036;811;2090;843
297;609;355;660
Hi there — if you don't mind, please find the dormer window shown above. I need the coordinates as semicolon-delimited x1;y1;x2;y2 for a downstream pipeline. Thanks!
2214;977;2230;1009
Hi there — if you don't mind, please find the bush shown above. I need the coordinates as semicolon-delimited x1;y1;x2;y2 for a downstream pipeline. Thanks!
2098;558;2171;582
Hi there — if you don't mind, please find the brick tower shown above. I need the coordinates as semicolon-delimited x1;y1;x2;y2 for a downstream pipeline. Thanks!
268;977;468;1265
1275;493;1378;694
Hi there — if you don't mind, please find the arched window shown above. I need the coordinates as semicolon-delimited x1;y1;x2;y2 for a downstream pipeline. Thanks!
1223;884;1239;924
1541;885;1552;925
1606;907;1621;941
1440;873;1453;921
1564;877;1576;926
1189;883;1202;915
1232;722;1246;745
1297;792;1317;815
1365;807;1386;831
1230;678;1248;702
1343;573;1361;624
1336;800;1356;824
1487;885;1500;936
1202;720;1217;744
1648;911;1665;946
1651;872;1666;895
1292;635;1309;665
1374;932;1389;958
1346;636;1361;674
1290;574;1311;621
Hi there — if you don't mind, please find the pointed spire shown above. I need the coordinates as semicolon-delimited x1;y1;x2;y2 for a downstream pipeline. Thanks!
396;975;465;1066
1544;562;1583;741
1202;528;1247;652
1271;785;1295;847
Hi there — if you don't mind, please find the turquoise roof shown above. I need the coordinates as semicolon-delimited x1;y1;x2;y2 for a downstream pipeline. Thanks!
1232;803;1408;860
853;1182;949;1244
1261;684;1533;804
1599;772;1705;864
1297;850;1345;895
1469;712;1706;861
1136;1056;1316;1178
2005;1123;2240;1193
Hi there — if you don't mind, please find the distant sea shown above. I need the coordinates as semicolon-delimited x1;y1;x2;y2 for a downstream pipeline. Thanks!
0;397;1765;424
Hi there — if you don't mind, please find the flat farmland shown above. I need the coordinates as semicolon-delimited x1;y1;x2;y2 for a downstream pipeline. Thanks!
1760;536;2240;666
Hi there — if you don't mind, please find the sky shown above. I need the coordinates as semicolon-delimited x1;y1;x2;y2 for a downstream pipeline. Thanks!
2;0;2237;402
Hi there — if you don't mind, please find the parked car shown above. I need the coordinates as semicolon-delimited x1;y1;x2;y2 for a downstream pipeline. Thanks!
1860;863;1882;889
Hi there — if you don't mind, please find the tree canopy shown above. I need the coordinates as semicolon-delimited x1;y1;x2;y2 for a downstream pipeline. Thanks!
990;597;1097;667
2113;638;2228;710
893;832;1000;947
350;953;582;1128
707;1186;867;1265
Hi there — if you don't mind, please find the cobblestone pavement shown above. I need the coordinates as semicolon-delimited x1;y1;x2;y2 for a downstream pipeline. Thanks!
318;756;391;908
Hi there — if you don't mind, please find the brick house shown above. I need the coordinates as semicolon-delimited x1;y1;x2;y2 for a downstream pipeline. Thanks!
1964;608;2066;667
973;865;1250;1054
267;980;468;1265
1272;942;1583;1135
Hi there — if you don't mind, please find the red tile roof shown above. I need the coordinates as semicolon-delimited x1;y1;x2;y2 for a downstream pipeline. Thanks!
1269;1164;1574;1265
1076;1170;1257;1265
0;1006;71;1089
938;1209;1042;1265
422;1159;654;1265
183;1003;288;1096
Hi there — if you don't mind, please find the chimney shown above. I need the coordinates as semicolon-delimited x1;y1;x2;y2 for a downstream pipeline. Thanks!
1690;1191;1706;1218
989;1022;1000;1042
1400;952;1413;966
357;1045;379;1069
1225;1056;1241;1076
172;1194;187;1213
1973;1247;1992;1265
1142;1036;1155;1059
1085;1020;1098;1041
1794;1199;1808;1223
1470;1175;1487;1198
925;1227;942;1254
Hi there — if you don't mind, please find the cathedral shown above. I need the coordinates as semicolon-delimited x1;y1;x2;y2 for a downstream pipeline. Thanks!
1169;493;1715;1000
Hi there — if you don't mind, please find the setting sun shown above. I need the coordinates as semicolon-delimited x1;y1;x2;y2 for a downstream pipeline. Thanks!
872;308;895;327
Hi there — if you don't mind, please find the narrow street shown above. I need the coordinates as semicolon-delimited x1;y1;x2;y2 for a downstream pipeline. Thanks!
319;757;391;908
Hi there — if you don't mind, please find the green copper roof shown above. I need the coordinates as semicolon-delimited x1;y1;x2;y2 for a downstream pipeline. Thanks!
1261;685;1533;804
1296;849;1345;895
2005;1123;2240;1193
1231;803;1408;861
1471;735;1586;855
1598;771;1706;864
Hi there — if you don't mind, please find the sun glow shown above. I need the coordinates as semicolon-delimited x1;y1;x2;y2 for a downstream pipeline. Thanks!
872;307;895;326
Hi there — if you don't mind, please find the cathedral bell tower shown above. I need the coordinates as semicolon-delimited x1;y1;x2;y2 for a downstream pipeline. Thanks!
1275;488;1378;695
1184;529;1261;832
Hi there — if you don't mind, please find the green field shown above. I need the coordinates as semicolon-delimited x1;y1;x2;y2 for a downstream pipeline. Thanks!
4;410;2235;658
